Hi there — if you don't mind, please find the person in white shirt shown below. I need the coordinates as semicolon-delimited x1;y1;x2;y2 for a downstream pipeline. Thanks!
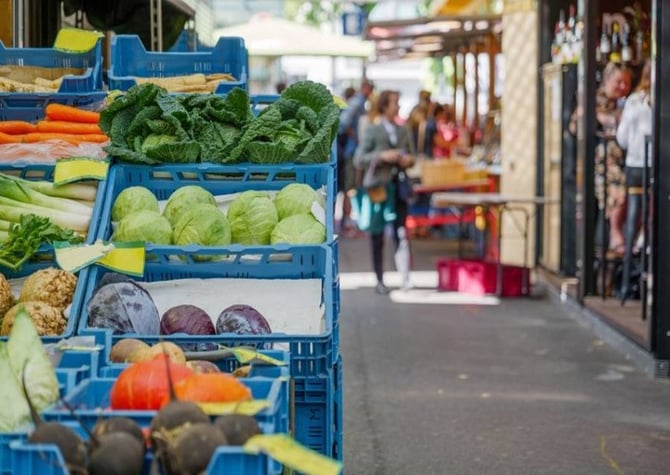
615;59;652;302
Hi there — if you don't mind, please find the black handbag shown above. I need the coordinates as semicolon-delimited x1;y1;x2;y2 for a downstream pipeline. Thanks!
396;170;415;202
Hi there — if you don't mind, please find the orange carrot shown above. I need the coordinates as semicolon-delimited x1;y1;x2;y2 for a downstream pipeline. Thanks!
0;121;37;135
20;132;108;144
0;131;21;144
36;120;103;135
45;104;100;124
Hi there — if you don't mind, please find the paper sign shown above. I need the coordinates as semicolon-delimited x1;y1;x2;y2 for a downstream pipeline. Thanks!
54;28;104;53
244;434;342;475
54;158;109;185
229;348;286;366
311;201;327;227
198;400;271;416
96;242;145;277
53;240;145;276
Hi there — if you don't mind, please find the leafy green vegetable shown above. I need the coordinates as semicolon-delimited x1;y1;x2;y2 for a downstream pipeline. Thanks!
0;343;30;432
0;214;84;271
101;80;339;165
227;191;278;245
7;306;60;413
0;306;60;432
271;213;326;245
274;183;325;220
112;186;160;222
163;186;216;226
173;203;231;248
113;210;173;245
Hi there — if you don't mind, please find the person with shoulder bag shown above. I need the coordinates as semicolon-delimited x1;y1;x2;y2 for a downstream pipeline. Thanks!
353;90;415;294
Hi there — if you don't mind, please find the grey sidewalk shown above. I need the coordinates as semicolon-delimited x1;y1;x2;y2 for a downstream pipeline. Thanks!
339;236;670;475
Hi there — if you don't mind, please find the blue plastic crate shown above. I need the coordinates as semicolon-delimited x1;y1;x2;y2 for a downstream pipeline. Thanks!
333;356;343;462
96;162;336;244
108;34;248;93
0;92;107;122
0;163;108;275
75;245;338;377
0;39;103;93
293;371;336;458
8;420;277;475
43;377;287;435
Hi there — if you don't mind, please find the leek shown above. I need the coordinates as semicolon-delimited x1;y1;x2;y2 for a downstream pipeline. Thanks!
0;176;93;215
0;173;98;201
0;230;7;243
0;198;89;233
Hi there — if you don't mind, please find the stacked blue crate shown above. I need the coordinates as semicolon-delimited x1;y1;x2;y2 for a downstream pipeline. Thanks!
108;34;248;93
0;39;106;121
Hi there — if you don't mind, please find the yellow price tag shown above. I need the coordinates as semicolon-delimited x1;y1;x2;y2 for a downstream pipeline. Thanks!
54;158;109;186
230;348;286;366
244;434;342;475
97;244;145;277
198;400;270;416
54;27;104;53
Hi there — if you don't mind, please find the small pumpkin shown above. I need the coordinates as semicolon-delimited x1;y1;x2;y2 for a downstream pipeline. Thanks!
110;354;193;410
173;373;252;404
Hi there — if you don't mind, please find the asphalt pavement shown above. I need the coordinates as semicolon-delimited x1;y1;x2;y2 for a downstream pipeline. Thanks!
338;235;670;475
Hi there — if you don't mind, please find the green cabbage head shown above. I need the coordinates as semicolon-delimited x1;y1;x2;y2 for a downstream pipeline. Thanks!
114;210;172;244
163;185;217;226
271;213;326;245
227;191;278;245
273;183;325;220
173;203;232;247
111;186;160;222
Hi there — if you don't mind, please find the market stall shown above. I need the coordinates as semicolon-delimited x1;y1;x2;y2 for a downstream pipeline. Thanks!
0;30;343;474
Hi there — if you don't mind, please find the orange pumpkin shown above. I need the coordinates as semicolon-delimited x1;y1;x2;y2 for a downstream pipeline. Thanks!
173;373;252;404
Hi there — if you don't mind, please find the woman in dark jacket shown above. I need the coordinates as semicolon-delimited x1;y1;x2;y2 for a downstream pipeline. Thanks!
354;90;415;294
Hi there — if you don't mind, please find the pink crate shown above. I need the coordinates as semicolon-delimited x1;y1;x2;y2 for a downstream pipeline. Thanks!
436;258;530;297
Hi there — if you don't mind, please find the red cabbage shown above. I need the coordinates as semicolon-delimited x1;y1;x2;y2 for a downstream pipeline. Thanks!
215;304;271;336
160;305;215;336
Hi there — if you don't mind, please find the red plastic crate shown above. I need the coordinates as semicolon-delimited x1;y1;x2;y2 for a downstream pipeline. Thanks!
437;258;530;297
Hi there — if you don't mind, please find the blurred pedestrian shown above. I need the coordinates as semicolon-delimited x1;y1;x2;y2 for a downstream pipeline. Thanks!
337;79;374;235
354;90;415;294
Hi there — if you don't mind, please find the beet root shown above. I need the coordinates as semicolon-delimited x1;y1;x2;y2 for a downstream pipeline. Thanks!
169;422;227;475
87;432;144;475
91;417;145;449
29;422;87;473
213;414;262;446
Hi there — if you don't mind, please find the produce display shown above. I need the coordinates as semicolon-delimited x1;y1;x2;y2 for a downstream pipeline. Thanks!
86;272;274;340
0;104;107;145
0;269;77;336
110;183;326;247
100;80;340;165
0;38;342;472
0;64;84;93
134;72;238;93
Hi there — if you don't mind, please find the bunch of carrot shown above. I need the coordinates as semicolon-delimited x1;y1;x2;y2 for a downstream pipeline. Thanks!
0;104;108;145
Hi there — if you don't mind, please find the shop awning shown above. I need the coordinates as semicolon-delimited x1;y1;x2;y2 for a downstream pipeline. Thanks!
214;16;374;58
363;0;501;60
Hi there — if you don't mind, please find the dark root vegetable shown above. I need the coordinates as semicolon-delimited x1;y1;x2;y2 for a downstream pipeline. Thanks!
87;432;144;475
169;422;228;475
150;343;210;475
185;360;221;374
91;417;145;449
109;339;150;363
20;365;87;473
213;414;262;446
160;304;215;336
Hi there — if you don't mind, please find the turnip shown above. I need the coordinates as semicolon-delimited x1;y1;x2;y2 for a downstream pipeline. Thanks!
185;360;221;374
109;339;150;363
